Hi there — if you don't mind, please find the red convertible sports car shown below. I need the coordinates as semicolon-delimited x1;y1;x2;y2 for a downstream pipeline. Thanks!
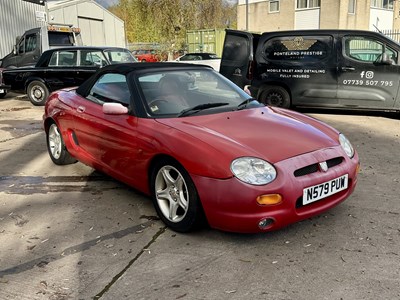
43;63;360;233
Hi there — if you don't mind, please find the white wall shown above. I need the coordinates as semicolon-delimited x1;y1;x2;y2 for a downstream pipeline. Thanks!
295;8;320;29
48;0;125;47
369;8;394;31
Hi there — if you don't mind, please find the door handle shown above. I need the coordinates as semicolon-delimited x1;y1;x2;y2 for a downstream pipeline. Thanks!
77;106;85;113
341;66;356;72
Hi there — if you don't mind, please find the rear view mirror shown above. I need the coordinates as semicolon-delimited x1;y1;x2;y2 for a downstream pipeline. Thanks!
13;45;17;55
103;102;128;115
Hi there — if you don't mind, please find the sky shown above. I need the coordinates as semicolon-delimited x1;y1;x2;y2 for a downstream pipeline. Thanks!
46;0;118;8
47;0;237;9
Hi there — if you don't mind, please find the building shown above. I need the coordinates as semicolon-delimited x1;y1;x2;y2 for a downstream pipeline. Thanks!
47;0;126;47
237;0;400;33
0;0;126;59
0;0;46;58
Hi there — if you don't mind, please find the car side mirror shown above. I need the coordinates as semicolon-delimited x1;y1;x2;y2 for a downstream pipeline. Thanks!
380;52;393;65
13;45;17;55
103;102;128;115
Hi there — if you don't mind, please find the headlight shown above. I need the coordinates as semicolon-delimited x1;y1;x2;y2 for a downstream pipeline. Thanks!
339;133;354;158
231;157;276;185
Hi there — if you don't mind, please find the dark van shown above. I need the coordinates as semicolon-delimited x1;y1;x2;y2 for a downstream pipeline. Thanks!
220;29;400;112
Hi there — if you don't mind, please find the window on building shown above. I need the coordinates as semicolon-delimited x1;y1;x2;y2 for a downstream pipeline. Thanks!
371;0;394;9
269;0;280;12
297;0;320;9
348;0;356;14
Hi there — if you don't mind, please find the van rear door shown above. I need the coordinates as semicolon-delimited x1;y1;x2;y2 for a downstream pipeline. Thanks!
220;30;259;88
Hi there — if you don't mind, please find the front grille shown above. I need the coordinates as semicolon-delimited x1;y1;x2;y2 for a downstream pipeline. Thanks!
294;164;319;177
327;157;343;168
293;157;344;177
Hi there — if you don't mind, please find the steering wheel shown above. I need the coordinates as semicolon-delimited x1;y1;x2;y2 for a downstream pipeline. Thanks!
148;98;168;107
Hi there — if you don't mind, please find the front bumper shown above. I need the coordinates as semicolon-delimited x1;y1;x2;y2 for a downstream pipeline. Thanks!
192;146;359;233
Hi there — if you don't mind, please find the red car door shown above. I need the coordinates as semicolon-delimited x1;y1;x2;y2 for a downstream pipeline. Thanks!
69;74;140;183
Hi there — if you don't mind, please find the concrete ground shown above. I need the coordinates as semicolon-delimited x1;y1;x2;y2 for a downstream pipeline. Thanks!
0;94;399;300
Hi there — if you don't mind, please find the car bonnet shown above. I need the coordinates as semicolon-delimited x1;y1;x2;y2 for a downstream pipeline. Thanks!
155;107;339;164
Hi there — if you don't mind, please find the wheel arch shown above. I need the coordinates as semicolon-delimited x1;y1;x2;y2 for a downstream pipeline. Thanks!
43;117;56;134
24;76;48;92
147;152;208;231
147;154;184;193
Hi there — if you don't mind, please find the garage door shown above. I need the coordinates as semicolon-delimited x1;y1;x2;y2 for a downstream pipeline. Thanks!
78;17;105;46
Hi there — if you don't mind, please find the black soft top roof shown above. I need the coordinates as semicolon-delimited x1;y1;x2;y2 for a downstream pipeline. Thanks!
76;62;212;97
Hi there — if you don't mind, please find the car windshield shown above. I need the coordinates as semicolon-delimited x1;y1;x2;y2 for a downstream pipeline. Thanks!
137;69;261;118
103;49;137;63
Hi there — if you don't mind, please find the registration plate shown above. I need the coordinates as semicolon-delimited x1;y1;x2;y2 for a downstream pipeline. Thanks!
303;174;348;205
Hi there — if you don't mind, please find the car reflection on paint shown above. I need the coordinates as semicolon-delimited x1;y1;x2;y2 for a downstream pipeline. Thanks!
43;63;360;233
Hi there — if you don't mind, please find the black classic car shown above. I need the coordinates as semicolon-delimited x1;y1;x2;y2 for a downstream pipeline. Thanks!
0;46;137;105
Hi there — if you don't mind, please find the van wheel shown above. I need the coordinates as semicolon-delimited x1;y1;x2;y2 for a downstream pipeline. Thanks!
27;80;49;106
259;86;291;108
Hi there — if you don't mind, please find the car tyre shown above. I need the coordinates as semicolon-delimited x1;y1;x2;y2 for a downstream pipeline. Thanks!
150;158;205;232
27;80;49;106
259;86;291;108
46;123;77;165
0;91;7;99
141;59;147;63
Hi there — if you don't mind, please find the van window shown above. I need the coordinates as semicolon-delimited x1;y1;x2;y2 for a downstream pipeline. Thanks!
18;38;25;54
221;34;250;63
25;34;37;52
343;36;398;64
262;35;332;62
48;32;75;46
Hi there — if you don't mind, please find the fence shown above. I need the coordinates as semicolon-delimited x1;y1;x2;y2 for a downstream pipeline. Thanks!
380;29;400;43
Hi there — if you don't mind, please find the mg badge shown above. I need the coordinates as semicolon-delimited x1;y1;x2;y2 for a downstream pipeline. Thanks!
319;161;328;172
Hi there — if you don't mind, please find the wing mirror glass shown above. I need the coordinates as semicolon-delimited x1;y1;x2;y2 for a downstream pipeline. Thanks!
103;102;128;115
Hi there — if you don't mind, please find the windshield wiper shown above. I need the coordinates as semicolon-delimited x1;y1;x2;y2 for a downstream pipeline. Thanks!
236;98;260;110
178;102;229;117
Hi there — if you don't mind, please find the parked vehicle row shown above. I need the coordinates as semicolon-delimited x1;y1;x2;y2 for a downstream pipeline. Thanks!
175;52;221;70
43;63;359;233
132;49;160;62
0;46;137;105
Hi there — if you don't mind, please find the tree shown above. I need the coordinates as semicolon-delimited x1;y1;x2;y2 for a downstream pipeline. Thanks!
108;0;237;47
